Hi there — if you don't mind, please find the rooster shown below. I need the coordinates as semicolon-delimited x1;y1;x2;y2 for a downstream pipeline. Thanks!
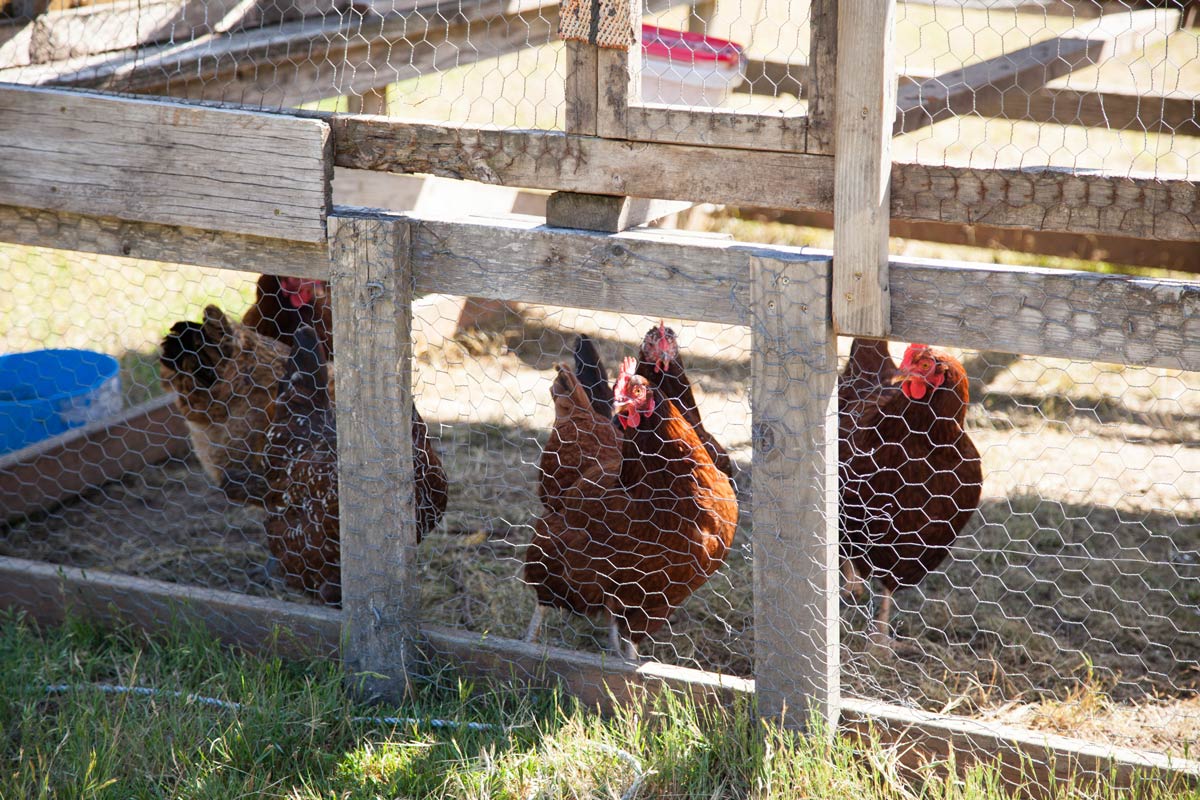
159;305;290;505
241;275;334;358
839;341;983;646
525;357;738;658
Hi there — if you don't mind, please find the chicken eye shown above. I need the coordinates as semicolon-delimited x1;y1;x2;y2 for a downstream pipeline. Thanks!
919;359;933;371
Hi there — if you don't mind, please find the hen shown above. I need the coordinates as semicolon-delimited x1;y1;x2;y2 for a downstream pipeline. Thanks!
160;306;447;537
159;305;290;504
525;357;738;658
839;341;983;646
241;275;334;358
538;339;621;514
262;326;450;605
637;323;734;479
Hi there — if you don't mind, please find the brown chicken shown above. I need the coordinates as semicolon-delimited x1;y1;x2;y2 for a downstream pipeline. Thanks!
537;340;621;515
524;357;739;658
839;341;983;646
262;326;449;605
159;305;290;504
241;275;334;359
637;323;734;479
160;306;447;535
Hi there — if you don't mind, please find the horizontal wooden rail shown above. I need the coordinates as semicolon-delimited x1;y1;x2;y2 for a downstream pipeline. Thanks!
0;554;1195;790
330;117;1199;242
340;207;1200;372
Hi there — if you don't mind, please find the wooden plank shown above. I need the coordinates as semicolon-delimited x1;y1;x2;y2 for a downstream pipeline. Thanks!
1;0;689;108
0;395;190;523
0;204;329;279
544;192;694;232
987;84;1200;135
0;554;342;660
832;0;895;337
895;8;1180;134
618;105;808;152
735;56;804;98
890;162;1199;243
331;118;836;210
595;0;640;140
889;256;1200;372
839;698;1200;792
750;254;839;728
329;215;418;701
339;206;1200;372
804;0;836;155
0;86;332;242
564;39;599;137
727;204;1200;274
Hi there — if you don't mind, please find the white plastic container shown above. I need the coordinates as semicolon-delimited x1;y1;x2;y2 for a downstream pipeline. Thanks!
640;24;745;108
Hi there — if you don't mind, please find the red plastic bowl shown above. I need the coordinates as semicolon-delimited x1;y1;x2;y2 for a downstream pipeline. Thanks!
641;24;744;67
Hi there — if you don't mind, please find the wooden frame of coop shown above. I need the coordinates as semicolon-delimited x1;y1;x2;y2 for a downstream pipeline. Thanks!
1;0;1199;792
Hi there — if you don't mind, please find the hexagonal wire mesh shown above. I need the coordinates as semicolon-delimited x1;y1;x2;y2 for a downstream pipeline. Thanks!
894;1;1200;178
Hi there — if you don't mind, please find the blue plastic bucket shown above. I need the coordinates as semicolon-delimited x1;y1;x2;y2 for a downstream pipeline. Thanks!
0;349;123;456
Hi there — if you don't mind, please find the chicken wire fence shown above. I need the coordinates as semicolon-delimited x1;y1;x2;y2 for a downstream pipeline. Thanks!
894;1;1200;179
0;234;1196;761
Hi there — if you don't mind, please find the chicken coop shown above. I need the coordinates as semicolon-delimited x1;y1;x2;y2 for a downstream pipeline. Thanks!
1;0;1198;791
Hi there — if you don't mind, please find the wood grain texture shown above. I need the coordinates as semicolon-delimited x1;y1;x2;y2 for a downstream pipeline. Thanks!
0;395;190;523
333;206;1199;371
0;86;331;242
595;0;639;141
889;256;1200;372
986;85;1200;136
331;118;835;210
832;0;895;337
890;162;1199;243
0;203;330;279
728;203;1200;274
329;215;418;701
619;104;808;152
750;254;839;728
564;40;599;136
804;0;837;155
0;554;342;659
0;0;339;69
894;8;1180;134
545;192;694;231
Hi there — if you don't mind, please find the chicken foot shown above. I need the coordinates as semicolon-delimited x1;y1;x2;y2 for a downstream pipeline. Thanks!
608;618;639;661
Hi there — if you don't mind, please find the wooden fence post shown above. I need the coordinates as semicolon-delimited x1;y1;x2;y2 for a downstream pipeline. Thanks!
805;0;838;156
832;0;895;337
751;255;840;730
329;213;418;701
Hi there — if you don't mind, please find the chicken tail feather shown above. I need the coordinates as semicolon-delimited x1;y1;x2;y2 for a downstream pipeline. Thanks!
573;335;614;418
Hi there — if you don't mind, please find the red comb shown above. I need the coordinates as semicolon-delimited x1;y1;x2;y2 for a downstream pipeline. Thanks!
621;356;638;376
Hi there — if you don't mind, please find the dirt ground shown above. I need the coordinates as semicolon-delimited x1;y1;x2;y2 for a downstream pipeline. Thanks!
1;306;1197;756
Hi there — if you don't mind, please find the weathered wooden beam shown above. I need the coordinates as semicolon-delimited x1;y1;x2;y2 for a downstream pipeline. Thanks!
833;0;896;336
0;86;332;242
544;192;695;232
615;104;809;152
725;204;1200;274
0;0;341;70
891;162;1199;243
336;207;1200;372
594;0;640;140
0;203;330;279
564;39;598;137
1;0;689;107
895;8;1180;134
804;0;837;155
0;554;342;659
986;84;1200;135
750;254;839;729
331;118;835;210
0;395;190;523
329;214;418;701
889;255;1200;371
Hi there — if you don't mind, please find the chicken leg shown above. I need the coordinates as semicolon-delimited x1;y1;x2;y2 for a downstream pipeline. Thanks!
608;618;638;660
867;587;895;649
525;605;546;645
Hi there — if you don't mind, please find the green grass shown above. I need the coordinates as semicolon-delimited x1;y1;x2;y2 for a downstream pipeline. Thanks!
1;611;1197;800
